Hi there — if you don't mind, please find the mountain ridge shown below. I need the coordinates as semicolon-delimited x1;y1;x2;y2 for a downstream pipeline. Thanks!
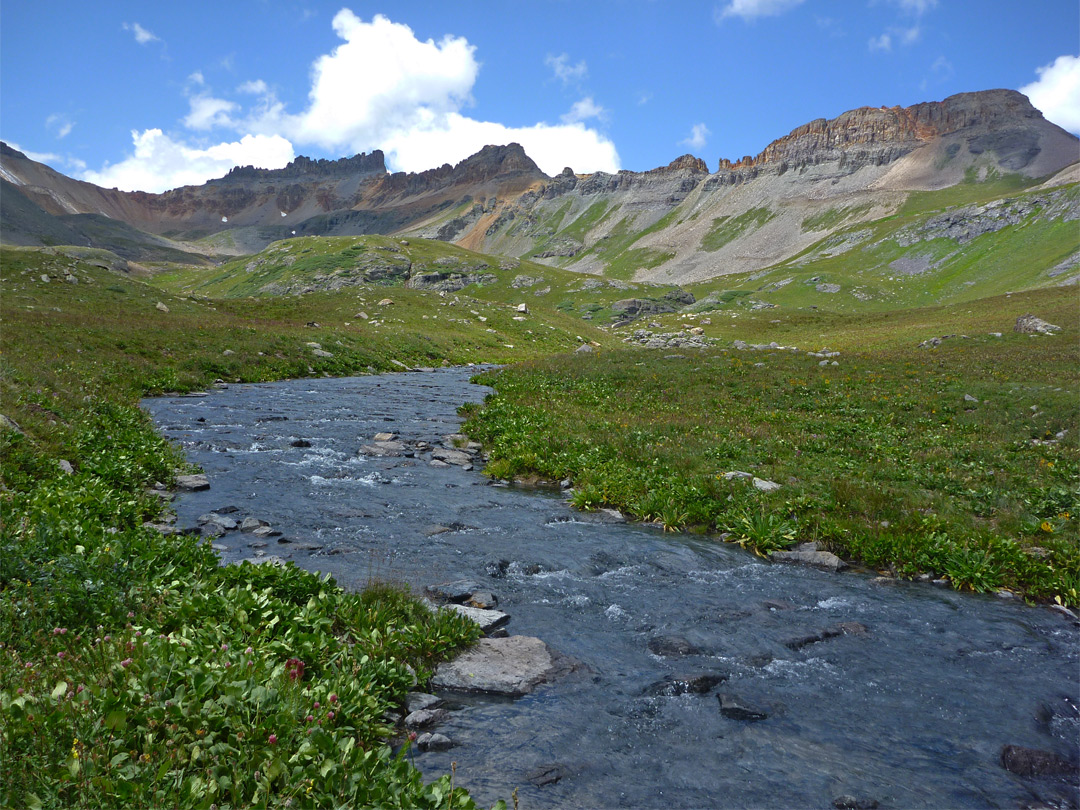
2;89;1076;281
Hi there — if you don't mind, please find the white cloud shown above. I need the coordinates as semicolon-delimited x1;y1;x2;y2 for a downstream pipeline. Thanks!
562;97;606;124
1021;54;1080;134
681;123;711;150
46;114;74;139
238;79;268;95
83;9;619;191
546;53;588;85
81;129;294;192
869;33;892;52
716;0;805;21
123;22;160;45
184;95;238;130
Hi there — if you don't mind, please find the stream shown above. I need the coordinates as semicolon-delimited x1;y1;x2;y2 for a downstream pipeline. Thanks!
144;368;1079;810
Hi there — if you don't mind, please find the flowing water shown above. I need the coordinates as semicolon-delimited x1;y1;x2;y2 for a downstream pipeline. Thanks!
144;369;1079;810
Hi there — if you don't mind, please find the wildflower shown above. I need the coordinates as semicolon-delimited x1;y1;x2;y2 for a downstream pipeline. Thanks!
306;714;314;723
127;612;134;619
221;644;228;652
268;734;278;745
327;711;334;720
245;647;253;654
57;651;66;660
328;693;338;704
121;658;133;668
313;702;320;710
1041;521;1054;533
104;635;111;642
134;631;142;638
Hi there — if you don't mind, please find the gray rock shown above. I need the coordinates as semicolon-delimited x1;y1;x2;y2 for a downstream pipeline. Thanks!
175;474;210;491
526;764;570;787
427;580;486;602
723;471;753;480
252;525;280;538
416;732;453;751
574;344;595;354
718;693;770;721
431;635;573;696
770;549;849;572
241;517;269;532
290;439;312;448
999;744;1075;777
752;477;781;493
431;447;473;466
963;394;979;403
445;604;511;634
647;636;703;657
198;513;238;530
58;459;74;475
1014;314;1061;335
373;431;397;441
404;708;450;729
467;590;498;609
405;692;441;713
645;673;727;696
0;414;25;434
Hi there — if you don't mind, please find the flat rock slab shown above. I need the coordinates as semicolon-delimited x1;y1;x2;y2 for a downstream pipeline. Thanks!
445;604;510;634
175;474;210;491
432;636;572;696
431;447;474;466
770;549;849;572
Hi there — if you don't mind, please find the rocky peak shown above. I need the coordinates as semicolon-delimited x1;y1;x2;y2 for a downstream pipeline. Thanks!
717;89;1052;173
651;154;710;174
213;151;387;183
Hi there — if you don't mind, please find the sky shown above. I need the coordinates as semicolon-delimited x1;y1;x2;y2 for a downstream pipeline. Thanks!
2;1;1078;193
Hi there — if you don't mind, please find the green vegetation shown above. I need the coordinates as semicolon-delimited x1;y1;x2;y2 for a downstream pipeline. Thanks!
701;207;776;252
603;248;676;281
899;168;1038;216
0;245;538;808
464;288;1079;604
801;203;872;233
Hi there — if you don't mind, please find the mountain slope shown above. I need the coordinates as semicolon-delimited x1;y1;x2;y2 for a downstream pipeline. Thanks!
2;89;1076;284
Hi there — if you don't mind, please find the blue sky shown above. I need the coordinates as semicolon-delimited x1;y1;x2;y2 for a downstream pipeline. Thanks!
3;1;1077;192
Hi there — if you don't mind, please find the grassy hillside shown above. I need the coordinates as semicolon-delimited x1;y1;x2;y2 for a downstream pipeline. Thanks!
464;287;1079;605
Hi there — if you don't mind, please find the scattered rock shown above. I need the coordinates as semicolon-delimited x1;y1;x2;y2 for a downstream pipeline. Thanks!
574;344;595;354
645;673;727;696
373;431;397;441
0;414;25;434
516;303;529;314
378;298;394;306
770;549;849;572
647;636;703;657
175;474;210;491
467;590;498;609
58;459;74;475
404;708;450;729
431;636;574;696
426;580;488;603
241;517;270;532
1014;314;1061;335
405;693;441;713
431;447;474;466
999;744;1075;778
526;764;570;787
415;732;453;751
445;604;511;634
198;513;238;531
155;302;169;313
291;439;312;448
717;693;770;721
752;477;781;493
784;623;867;650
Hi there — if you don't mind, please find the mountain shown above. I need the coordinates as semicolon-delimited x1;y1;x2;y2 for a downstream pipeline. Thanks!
1;89;1076;281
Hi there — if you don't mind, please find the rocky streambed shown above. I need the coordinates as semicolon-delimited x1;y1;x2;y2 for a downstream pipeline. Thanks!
144;369;1078;810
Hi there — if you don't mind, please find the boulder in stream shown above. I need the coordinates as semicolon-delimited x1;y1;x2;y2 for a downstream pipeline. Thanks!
431;635;574;696
999;744;1075;778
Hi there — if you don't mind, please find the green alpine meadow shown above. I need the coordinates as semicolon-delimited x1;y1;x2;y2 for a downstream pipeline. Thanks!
2;79;1078;808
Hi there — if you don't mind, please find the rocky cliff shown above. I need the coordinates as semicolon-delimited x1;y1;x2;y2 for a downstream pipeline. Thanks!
2;90;1076;277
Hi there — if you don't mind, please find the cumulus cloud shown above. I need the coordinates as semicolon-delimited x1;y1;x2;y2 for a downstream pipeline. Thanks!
562;97;606;124
546;53;588;85
681;123;711;150
869;33;892;52
1021;54;1080;134
82;9;619;191
123;22;159;45
81;129;294;192
716;0;805;21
